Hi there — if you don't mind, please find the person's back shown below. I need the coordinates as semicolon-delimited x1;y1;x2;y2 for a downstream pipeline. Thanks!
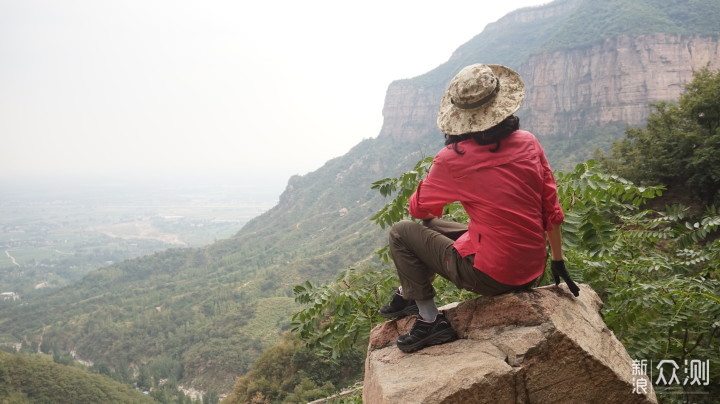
379;63;578;354
429;130;557;285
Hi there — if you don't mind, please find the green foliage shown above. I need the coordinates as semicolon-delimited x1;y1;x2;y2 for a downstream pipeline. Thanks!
0;350;155;404
147;356;185;383
291;267;397;357
370;157;434;230
555;162;720;398
224;333;363;404
555;160;665;258
599;67;720;205
0;246;281;394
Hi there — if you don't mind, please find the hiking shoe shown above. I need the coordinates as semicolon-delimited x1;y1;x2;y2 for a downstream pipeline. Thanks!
379;289;419;319
396;312;458;353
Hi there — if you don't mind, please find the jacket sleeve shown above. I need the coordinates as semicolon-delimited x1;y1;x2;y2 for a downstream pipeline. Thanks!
408;156;458;219
536;139;565;231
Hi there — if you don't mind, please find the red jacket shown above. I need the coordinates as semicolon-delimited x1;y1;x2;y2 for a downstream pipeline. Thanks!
408;130;564;285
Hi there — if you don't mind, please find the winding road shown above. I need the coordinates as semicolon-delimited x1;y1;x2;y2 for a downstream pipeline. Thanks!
4;250;20;267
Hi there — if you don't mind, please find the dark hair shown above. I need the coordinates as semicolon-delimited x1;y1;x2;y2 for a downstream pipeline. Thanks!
444;115;520;154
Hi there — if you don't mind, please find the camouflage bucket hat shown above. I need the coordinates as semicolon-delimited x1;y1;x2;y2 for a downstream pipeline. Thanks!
437;63;525;135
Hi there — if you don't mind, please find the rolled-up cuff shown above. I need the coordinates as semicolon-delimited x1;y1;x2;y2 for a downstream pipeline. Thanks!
408;181;444;219
543;209;565;231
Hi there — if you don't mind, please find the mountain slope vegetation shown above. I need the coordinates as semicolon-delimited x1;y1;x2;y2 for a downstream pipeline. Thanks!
0;350;155;404
0;0;718;397
0;137;434;394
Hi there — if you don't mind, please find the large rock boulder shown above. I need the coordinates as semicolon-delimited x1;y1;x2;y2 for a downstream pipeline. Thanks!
363;284;657;404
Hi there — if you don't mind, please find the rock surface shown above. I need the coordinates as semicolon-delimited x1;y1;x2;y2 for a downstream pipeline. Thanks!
363;284;657;404
522;34;720;138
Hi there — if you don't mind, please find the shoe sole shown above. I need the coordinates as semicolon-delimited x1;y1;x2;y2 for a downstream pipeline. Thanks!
379;304;419;319
396;328;458;353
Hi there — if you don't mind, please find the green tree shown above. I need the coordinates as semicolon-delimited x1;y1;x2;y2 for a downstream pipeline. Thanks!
202;390;219;404
137;367;152;391
225;332;363;404
291;267;397;356
599;67;720;205
0;350;155;403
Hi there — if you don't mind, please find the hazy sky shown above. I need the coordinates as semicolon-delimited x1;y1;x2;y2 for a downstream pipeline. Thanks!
1;0;548;188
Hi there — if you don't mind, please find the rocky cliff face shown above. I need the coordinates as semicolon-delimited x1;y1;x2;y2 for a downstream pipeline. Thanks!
378;81;443;143
378;33;720;143
523;34;720;137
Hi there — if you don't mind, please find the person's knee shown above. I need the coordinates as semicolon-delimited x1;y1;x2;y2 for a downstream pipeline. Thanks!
389;220;417;243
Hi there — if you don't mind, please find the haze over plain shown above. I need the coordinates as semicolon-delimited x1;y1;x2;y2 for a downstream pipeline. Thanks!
1;0;548;192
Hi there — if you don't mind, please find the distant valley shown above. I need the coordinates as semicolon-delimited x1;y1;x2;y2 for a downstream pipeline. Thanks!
0;179;278;297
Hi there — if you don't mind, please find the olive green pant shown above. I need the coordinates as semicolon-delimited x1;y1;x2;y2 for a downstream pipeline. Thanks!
389;218;537;301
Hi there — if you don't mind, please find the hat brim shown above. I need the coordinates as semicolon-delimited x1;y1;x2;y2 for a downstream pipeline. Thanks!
437;64;525;135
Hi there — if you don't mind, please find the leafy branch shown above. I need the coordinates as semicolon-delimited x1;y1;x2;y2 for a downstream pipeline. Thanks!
290;267;396;358
369;157;433;229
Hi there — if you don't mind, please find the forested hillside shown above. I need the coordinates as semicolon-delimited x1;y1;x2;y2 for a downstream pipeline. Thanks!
1;0;718;399
0;137;433;395
0;350;156;403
